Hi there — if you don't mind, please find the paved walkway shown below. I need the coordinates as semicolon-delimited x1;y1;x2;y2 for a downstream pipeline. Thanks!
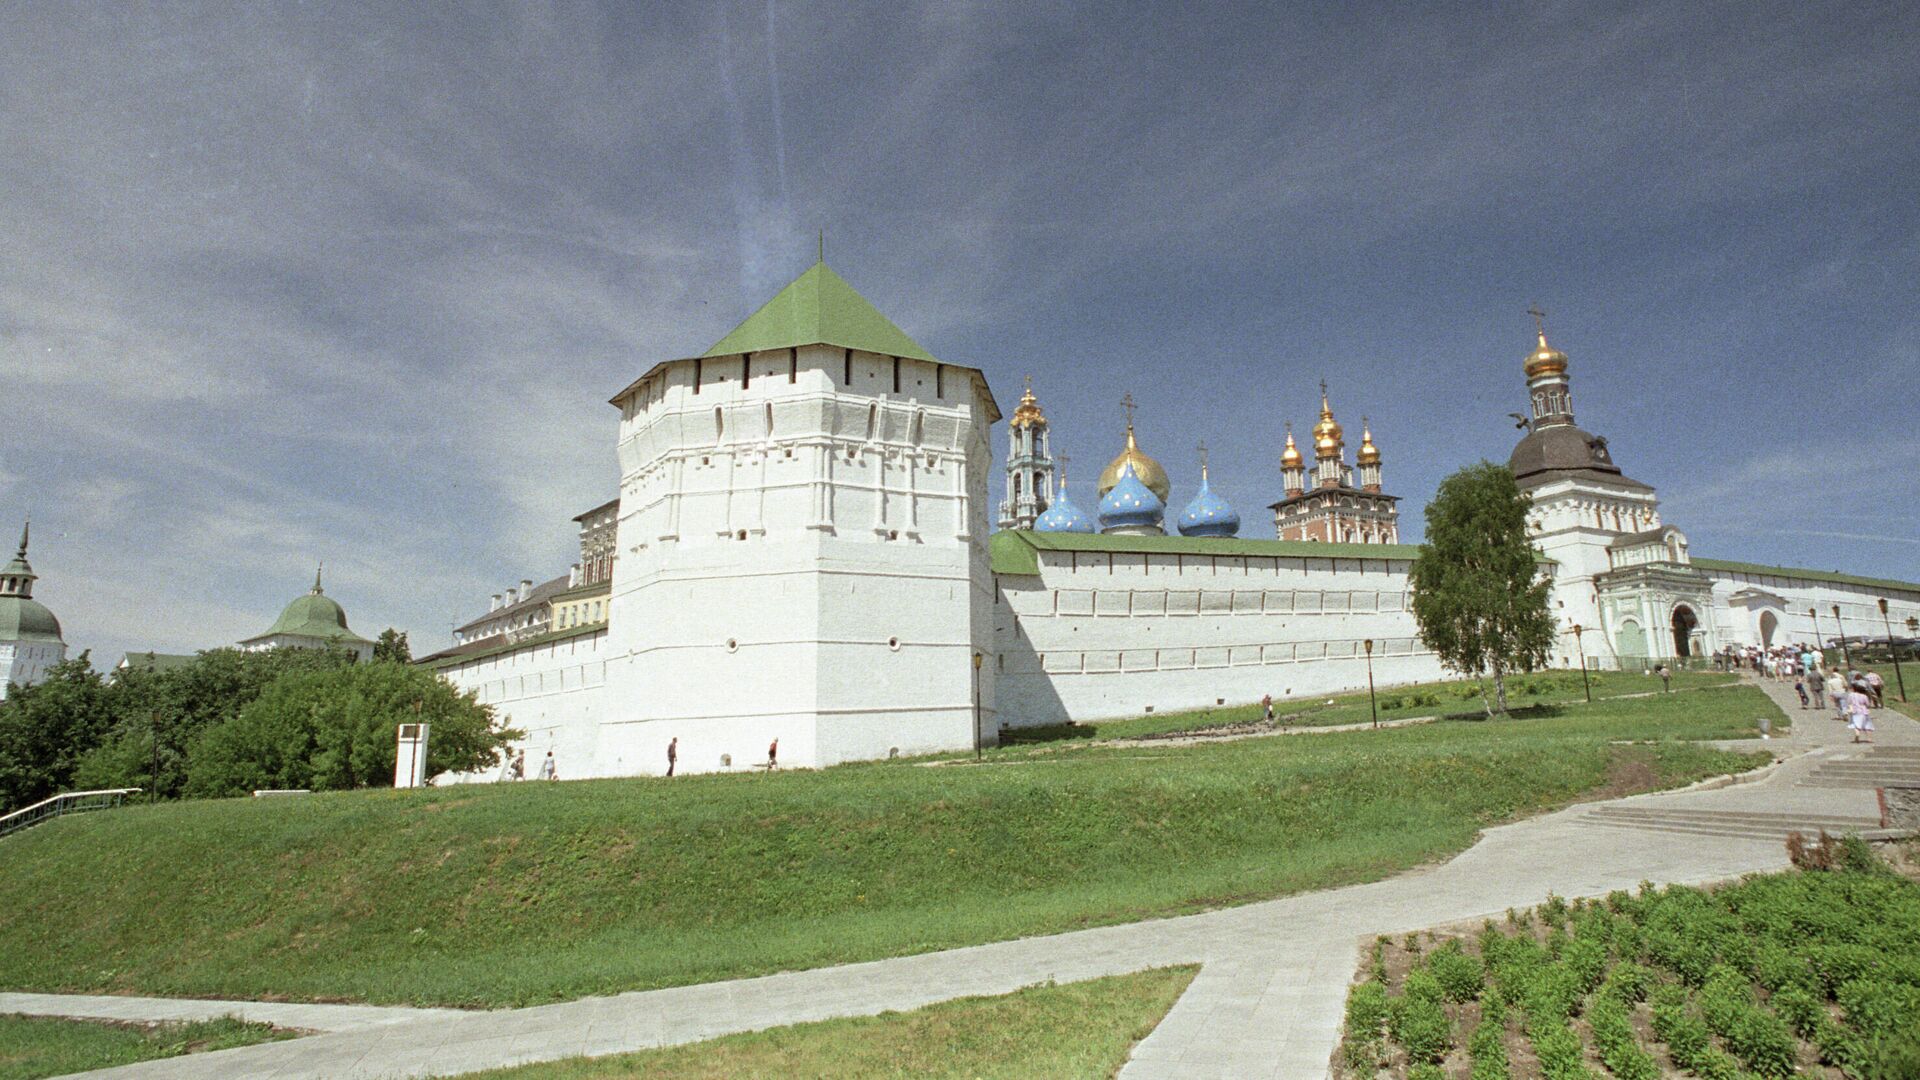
29;677;1919;1080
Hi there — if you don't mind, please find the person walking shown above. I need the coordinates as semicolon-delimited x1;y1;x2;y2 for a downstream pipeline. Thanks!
1863;670;1885;708
666;737;678;778
1847;687;1875;743
511;750;526;780
1825;669;1849;720
766;738;779;770
1262;693;1274;725
1656;664;1671;692
538;750;557;781
1793;676;1810;709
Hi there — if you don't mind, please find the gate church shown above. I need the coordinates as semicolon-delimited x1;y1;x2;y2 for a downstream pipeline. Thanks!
430;261;1920;780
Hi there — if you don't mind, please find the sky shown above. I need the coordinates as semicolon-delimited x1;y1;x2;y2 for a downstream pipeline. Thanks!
4;1;1917;664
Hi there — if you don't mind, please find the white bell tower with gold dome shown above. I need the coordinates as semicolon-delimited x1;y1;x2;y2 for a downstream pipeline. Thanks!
997;377;1054;530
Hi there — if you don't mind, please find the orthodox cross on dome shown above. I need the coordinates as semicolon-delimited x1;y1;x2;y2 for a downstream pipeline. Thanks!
1196;441;1210;479
312;562;325;595
1057;451;1071;486
1120;391;1137;431
1528;304;1548;338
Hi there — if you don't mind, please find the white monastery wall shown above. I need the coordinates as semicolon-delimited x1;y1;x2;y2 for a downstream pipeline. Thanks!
994;548;1444;726
435;628;609;782
1701;567;1920;652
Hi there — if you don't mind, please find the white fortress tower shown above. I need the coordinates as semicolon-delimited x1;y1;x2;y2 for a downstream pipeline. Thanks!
599;259;1002;772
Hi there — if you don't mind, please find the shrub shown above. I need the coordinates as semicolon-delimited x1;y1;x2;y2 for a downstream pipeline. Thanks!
1588;992;1660;1080
1560;937;1607;994
1428;941;1484;1003
1837;978;1920;1040
1770;984;1823;1038
1467;994;1509;1080
1342;979;1389;1068
1599;961;1652;1004
1858;1028;1920;1080
1722;1009;1798;1077
1806;943;1882;993
1786;829;1838;871
1390;990;1451;1065
1836;834;1894;876
1408;1065;1445;1080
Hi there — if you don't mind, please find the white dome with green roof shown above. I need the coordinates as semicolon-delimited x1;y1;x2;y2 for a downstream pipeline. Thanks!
240;566;374;659
1;522;68;699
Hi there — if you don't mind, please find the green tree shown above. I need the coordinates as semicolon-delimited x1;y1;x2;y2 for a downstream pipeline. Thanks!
186;663;516;797
75;647;358;799
0;652;116;810
373;628;411;664
1408;462;1556;714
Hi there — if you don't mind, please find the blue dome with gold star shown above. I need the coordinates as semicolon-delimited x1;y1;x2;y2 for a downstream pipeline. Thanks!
1176;468;1240;537
1034;489;1095;533
1097;462;1164;532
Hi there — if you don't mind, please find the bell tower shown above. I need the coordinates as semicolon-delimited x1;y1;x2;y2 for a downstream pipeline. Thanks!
998;377;1054;530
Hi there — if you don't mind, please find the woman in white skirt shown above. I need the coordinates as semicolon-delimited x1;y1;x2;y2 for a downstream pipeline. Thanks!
1847;688;1874;744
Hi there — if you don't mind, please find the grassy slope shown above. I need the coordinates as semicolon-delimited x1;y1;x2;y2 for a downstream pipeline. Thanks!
0;687;1777;1008
456;967;1196;1080
1042;669;1736;741
0;1016;286;1080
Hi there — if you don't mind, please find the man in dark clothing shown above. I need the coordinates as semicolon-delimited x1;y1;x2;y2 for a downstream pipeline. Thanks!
666;737;678;777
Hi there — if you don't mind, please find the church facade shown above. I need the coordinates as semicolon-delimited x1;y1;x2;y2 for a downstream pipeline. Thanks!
429;262;1920;780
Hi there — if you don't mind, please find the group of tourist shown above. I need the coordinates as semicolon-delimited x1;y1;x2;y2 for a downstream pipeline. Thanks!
1731;643;1885;744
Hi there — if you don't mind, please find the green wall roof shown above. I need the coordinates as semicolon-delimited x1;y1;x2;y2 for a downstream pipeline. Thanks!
989;530;1423;576
702;261;936;362
1693;558;1920;596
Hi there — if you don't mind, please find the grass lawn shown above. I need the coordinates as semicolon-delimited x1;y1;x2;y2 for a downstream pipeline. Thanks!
1852;662;1918;722
1018;669;1737;742
455;967;1196;1080
0;1015;289;1080
0;685;1777;1008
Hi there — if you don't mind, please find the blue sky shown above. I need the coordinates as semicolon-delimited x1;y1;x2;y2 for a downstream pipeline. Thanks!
4;1;1916;663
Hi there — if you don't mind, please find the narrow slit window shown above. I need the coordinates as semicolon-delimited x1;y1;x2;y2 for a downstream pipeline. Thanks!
866;402;879;441
714;406;725;444
789;348;798;384
741;355;751;388
692;358;702;394
892;356;901;394
935;364;944;398
844;349;852;386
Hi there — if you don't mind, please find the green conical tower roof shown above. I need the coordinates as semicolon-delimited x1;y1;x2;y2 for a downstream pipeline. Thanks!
0;521;61;643
703;261;936;362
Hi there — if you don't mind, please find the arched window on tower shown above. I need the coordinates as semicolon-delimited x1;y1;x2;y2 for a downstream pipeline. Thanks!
714;406;725;445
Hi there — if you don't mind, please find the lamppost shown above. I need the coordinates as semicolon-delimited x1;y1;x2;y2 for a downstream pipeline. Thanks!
971;651;984;761
150;710;161;804
1572;625;1592;703
1809;607;1823;667
1881;599;1908;703
1363;639;1378;729
1833;605;1852;670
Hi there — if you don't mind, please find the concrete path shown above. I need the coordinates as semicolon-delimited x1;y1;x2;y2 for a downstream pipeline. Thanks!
0;993;461;1033
31;677;1919;1080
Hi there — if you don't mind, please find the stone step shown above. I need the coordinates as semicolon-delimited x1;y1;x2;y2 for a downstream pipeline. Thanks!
1587;805;1882;827
1579;816;1906;843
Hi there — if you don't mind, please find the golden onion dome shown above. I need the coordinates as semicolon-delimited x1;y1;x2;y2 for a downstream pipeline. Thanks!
1280;424;1304;469
1356;419;1380;466
1098;425;1171;503
1525;331;1569;379
1312;385;1343;454
1008;377;1046;429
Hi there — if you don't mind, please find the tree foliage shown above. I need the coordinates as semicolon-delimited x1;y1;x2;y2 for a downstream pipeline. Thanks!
0;653;116;810
1408;462;1556;713
185;661;514;798
373;628;411;664
73;647;358;798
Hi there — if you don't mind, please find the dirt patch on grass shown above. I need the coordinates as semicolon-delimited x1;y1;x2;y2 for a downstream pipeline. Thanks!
1586;745;1660;801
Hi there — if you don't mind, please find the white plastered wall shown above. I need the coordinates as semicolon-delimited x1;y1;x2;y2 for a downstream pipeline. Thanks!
993;550;1445;726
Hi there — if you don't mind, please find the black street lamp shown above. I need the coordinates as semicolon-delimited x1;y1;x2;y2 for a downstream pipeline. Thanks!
1809;607;1823;666
1881;599;1908;703
1572;625;1592;703
1363;639;1378;729
971;651;984;761
1833;605;1852;669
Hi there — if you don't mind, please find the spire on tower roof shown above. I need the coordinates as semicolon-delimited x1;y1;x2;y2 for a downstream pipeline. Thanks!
312;563;324;595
